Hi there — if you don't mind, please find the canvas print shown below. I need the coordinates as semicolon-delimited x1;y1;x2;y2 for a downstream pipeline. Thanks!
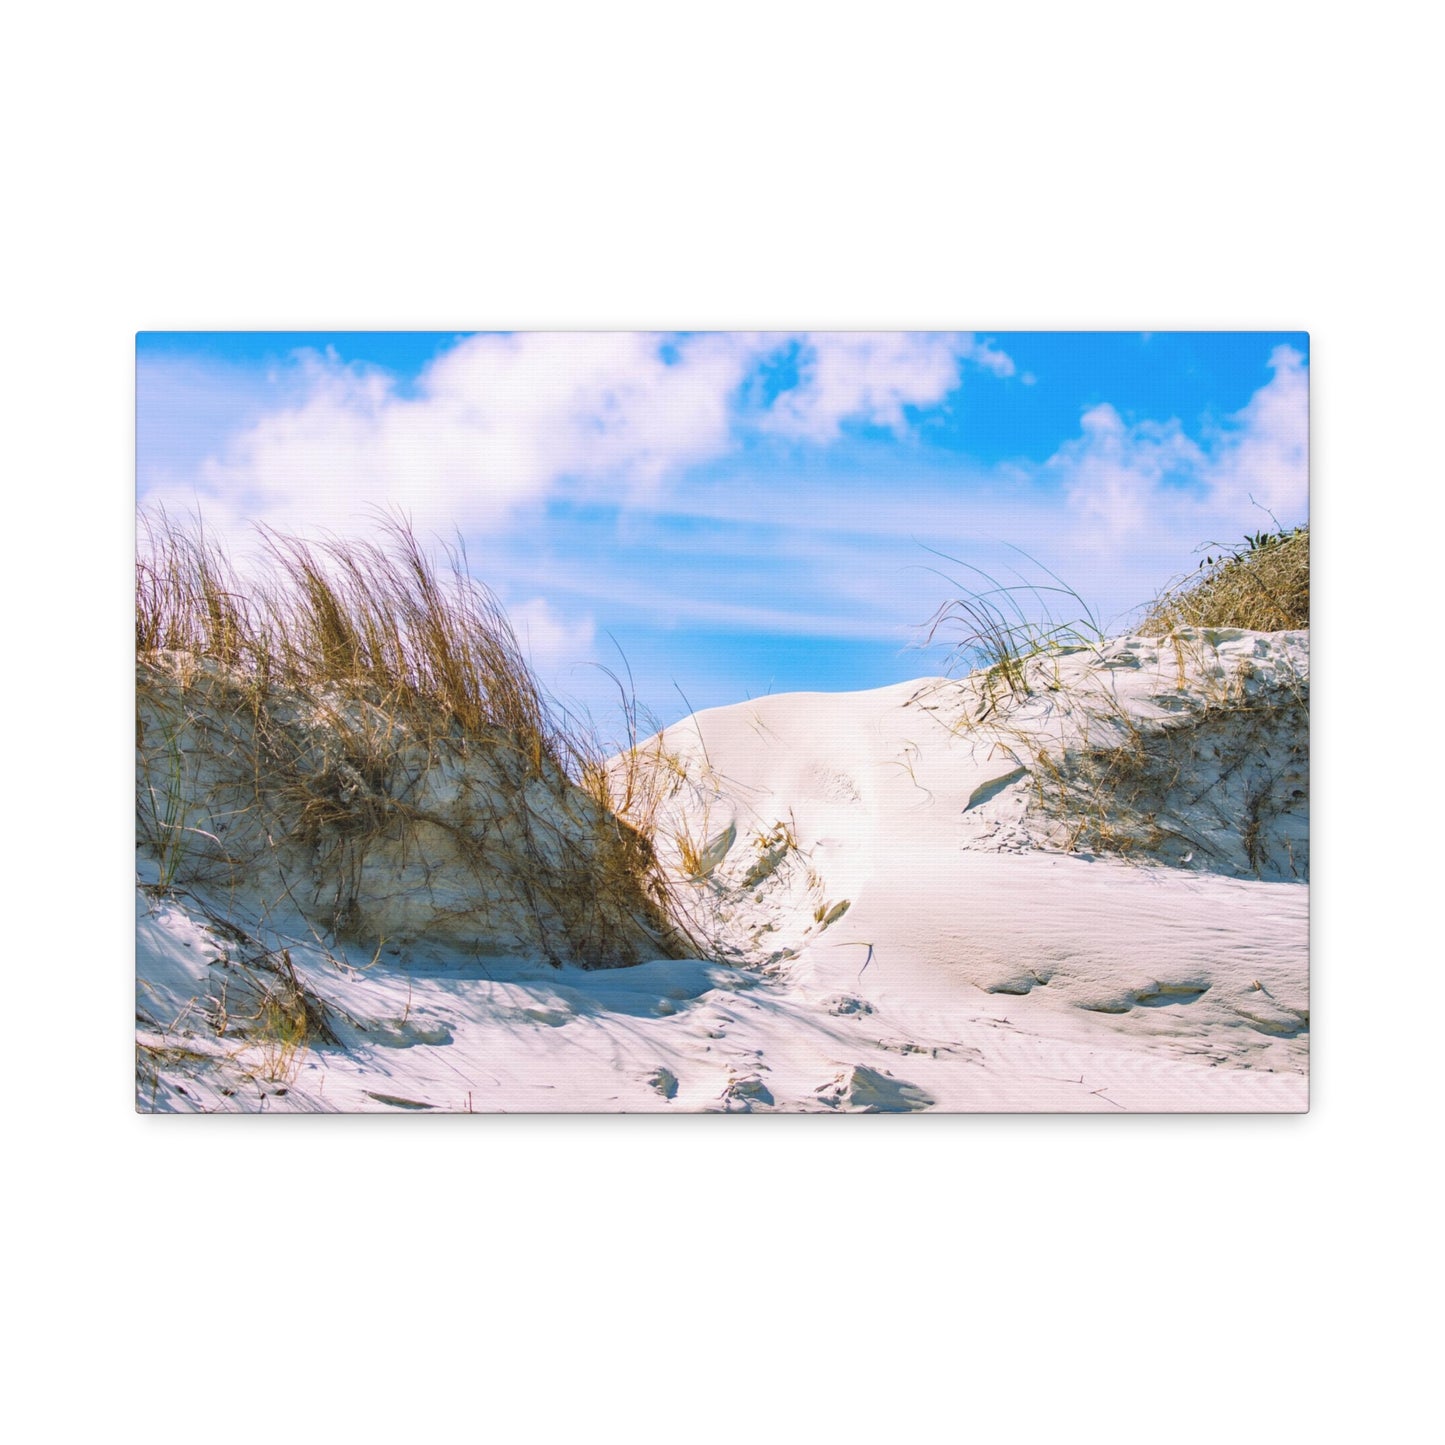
135;332;1309;1113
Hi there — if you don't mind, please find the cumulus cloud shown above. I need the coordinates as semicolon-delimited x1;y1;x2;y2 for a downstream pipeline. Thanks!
159;336;735;541
1047;405;1208;546
1204;343;1309;519
758;332;1008;442
138;331;1016;552
1046;345;1308;559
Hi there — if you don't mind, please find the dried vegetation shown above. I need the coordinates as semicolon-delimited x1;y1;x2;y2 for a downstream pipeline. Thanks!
1141;525;1309;634
925;529;1310;880
135;509;689;968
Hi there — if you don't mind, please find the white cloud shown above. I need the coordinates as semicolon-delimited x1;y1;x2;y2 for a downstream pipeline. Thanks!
1048;404;1208;547
160;334;754;544
508;596;597;669
968;337;1017;379
1204;343;1309;521
138;331;1016;554
757;332;1005;442
416;331;751;498
1046;346;1308;560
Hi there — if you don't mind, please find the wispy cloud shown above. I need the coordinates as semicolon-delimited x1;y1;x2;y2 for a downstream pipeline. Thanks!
507;596;598;668
527;345;1309;649
1203;343;1309;520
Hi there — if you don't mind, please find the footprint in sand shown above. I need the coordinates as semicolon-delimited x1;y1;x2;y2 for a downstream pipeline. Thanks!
1133;981;1210;1007
815;1065;933;1112
983;970;1051;996
520;1005;572;1027
719;1073;775;1111
369;1018;454;1047
1078;980;1210;1014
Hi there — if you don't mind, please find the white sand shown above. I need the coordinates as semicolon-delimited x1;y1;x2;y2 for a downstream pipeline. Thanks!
137;628;1307;1112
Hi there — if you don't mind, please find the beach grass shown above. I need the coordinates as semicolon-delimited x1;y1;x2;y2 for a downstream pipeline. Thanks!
1141;524;1309;634
135;508;688;966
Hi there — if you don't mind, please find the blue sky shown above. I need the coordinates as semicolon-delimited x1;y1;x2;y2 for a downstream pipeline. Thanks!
136;331;1309;735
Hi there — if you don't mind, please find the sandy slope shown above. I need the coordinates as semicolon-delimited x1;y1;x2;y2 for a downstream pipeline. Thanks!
136;628;1308;1112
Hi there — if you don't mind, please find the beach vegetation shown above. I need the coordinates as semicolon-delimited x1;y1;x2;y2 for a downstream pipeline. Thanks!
921;547;1106;709
135;507;691;966
1141;524;1309;634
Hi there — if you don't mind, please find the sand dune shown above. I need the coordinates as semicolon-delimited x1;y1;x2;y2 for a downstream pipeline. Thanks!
137;628;1308;1112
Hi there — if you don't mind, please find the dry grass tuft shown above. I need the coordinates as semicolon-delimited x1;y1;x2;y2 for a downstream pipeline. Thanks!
1141;525;1309;634
136;508;685;967
919;533;1310;881
922;548;1105;707
215;941;336;1085
138;506;560;753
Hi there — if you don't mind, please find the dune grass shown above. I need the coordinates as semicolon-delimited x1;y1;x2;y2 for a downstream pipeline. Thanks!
1141;525;1309;635
137;507;561;755
927;527;1310;878
136;508;692;966
921;548;1106;710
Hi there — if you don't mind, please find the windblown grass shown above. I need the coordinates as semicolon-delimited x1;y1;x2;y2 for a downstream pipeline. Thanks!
138;507;560;753
921;548;1105;710
136;508;689;967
